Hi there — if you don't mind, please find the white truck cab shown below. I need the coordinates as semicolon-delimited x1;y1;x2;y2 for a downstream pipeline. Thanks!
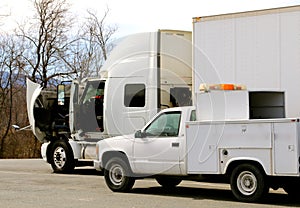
94;106;196;175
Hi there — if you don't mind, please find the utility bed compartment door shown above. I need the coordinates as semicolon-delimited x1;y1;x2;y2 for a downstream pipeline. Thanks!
186;124;220;174
273;122;299;175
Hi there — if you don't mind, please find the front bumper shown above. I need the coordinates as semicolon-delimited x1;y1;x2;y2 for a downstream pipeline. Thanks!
41;142;50;162
93;160;102;171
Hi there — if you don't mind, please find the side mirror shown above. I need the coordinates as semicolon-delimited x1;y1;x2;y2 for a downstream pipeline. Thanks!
57;84;65;106
12;124;31;131
12;125;20;130
135;130;146;138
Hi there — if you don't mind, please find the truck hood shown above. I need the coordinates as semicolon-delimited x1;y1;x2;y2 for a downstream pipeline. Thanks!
26;78;46;142
97;134;135;154
100;134;135;144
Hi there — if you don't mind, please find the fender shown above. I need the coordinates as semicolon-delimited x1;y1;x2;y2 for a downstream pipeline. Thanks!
222;157;271;175
41;142;49;162
97;135;135;169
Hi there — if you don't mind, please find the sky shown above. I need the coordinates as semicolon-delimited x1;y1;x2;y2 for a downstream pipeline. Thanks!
1;0;300;37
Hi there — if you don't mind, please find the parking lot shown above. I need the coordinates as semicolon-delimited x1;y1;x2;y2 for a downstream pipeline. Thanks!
0;159;299;208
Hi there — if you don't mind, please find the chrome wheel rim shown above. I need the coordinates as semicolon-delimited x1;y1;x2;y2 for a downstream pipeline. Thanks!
53;147;66;168
237;171;257;196
109;163;125;186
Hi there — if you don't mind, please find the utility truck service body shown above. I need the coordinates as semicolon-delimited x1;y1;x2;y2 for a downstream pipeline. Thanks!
94;6;300;202
27;30;192;173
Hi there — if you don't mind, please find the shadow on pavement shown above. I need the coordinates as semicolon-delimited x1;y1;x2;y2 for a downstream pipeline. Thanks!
56;168;300;207
52;167;103;176
73;168;103;176
130;186;300;207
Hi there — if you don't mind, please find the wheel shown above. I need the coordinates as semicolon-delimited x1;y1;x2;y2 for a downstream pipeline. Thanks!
104;157;135;192
230;164;268;202
156;177;182;188
49;140;75;173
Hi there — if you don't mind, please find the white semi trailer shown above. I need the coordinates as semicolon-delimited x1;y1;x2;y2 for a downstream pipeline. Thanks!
193;5;300;119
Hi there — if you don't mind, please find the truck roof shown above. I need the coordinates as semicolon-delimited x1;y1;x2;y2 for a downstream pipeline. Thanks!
99;30;191;79
193;5;300;23
160;106;195;113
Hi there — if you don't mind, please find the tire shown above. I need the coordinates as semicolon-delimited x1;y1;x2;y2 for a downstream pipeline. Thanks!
156;177;182;189
104;157;135;192
230;163;268;202
49;140;75;173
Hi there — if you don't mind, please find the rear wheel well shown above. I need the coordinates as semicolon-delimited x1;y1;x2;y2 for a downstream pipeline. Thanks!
226;160;266;178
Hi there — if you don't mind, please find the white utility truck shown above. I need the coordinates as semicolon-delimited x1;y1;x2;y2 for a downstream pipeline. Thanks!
26;30;192;173
94;6;300;202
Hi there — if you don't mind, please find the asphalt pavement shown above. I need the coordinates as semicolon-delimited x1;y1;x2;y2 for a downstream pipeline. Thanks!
0;159;299;208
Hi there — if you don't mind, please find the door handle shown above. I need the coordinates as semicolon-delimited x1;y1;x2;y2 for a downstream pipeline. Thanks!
172;142;179;147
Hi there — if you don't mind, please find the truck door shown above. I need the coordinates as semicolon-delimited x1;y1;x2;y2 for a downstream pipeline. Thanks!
69;81;79;133
133;111;182;175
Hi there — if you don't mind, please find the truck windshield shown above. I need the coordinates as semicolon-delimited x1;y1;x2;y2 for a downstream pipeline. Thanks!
144;112;181;137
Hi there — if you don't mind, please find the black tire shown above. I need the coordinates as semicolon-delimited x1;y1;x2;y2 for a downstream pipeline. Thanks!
49;140;75;173
104;157;135;192
156;177;182;188
230;163;268;202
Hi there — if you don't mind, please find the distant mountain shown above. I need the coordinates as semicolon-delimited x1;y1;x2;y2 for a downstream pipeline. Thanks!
0;71;72;89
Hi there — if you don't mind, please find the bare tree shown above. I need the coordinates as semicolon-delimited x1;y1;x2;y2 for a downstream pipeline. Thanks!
60;30;96;81
86;8;117;61
0;35;26;157
19;0;76;88
0;1;119;158
68;8;117;80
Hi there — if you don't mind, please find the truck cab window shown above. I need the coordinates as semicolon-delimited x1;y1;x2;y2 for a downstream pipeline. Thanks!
124;84;145;107
190;110;196;121
145;112;181;137
72;83;79;104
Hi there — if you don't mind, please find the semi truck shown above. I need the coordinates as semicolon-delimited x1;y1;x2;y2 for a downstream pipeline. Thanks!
94;6;300;202
26;29;192;173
